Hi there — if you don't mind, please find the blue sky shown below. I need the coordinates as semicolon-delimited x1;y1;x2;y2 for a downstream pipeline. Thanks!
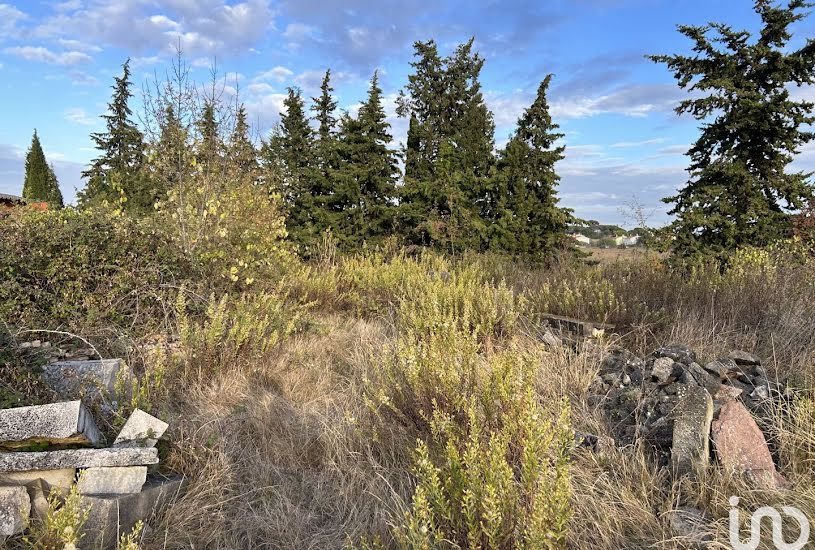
0;0;813;226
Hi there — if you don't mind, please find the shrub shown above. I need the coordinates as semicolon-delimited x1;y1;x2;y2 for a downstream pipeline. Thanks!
0;208;190;335
24;483;89;550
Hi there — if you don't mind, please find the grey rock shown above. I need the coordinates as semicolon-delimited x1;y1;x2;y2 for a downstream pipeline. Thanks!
655;344;696;365
651;357;676;385
0;400;103;450
728;350;761;366
750;385;770;401
665;506;712;545
77;466;147;495
0;485;30;536
41;359;129;399
686;362;723;396
81;477;183;550
0;468;75;489
0;447;158;472
671;385;713;479
24;479;50;521
113;409;169;448
703;357;739;380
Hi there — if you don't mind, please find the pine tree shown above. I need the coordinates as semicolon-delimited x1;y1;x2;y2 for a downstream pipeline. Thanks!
79;59;153;213
333;72;400;246
267;87;318;251
488;75;572;260
310;70;340;232
196;101;222;175
651;0;815;262
228;104;259;179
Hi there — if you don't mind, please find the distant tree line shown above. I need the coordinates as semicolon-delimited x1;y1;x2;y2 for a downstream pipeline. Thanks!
23;0;815;264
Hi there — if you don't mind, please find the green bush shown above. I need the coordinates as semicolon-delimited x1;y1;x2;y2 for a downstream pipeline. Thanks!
0;208;191;335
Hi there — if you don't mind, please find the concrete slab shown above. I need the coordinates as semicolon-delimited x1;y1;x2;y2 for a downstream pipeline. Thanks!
77;467;147;496
0;468;75;489
0;485;30;536
0;448;157;472
671;384;713;479
41;359;128;399
0;400;102;450
80;477;183;550
113;409;168;448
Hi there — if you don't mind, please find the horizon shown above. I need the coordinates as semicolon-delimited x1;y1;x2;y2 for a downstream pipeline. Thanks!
1;0;813;227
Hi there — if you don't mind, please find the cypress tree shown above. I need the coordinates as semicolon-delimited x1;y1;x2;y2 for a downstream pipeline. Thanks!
396;38;495;250
79;59;153;213
45;164;64;208
489;75;572;260
650;0;815;262
22;131;51;205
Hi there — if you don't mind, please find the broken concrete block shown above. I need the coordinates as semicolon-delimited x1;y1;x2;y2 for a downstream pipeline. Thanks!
711;399;786;489
671;384;713;479
0;468;76;489
0;400;103;450
81;477;183;550
0;485;30;536
0;448;158;472
77;467;147;496
113;409;168;448
41;359;128;399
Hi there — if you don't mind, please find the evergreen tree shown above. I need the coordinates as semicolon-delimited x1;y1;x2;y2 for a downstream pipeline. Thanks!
228;104;259;179
267;87;318;251
333;72;400;246
396;38;495;250
310;70;340;230
80;59;153;213
22;130;61;207
150;104;192;191
488;75;572;260
651;0;815;262
196;100;222;175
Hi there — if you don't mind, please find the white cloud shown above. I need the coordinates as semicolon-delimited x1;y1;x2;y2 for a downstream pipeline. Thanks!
3;46;92;65
64;107;95;126
254;66;293;83
247;82;275;95
283;22;317;41
56;38;102;53
34;0;276;57
0;3;26;40
551;84;682;119
610;138;665;148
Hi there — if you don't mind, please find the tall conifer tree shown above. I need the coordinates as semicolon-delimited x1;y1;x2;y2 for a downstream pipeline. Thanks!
23;131;63;208
80;59;153;213
651;0;815;261
489;75;572;260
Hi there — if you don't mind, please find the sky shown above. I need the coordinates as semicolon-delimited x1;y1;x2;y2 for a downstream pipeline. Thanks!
0;0;813;227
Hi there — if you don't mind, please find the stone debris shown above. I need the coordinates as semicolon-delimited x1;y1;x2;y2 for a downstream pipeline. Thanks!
77;466;147;496
82;477;183;550
41;359;129;399
0;400;103;450
671;385;713;478
0;447;158;472
114;409;169;448
0;485;30;536
711;399;787;489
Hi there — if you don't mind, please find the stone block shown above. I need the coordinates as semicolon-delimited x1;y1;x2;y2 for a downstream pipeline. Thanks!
77;467;147;496
0;485;30;536
0;447;158;472
671;384;713;479
81;477;183;550
0;468;75;489
712;399;786;489
114;409;168;448
41;359;128;399
0;400;102;450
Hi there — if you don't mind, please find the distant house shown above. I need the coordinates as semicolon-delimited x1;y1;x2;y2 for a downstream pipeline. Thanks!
570;233;591;245
621;235;641;247
0;193;48;213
